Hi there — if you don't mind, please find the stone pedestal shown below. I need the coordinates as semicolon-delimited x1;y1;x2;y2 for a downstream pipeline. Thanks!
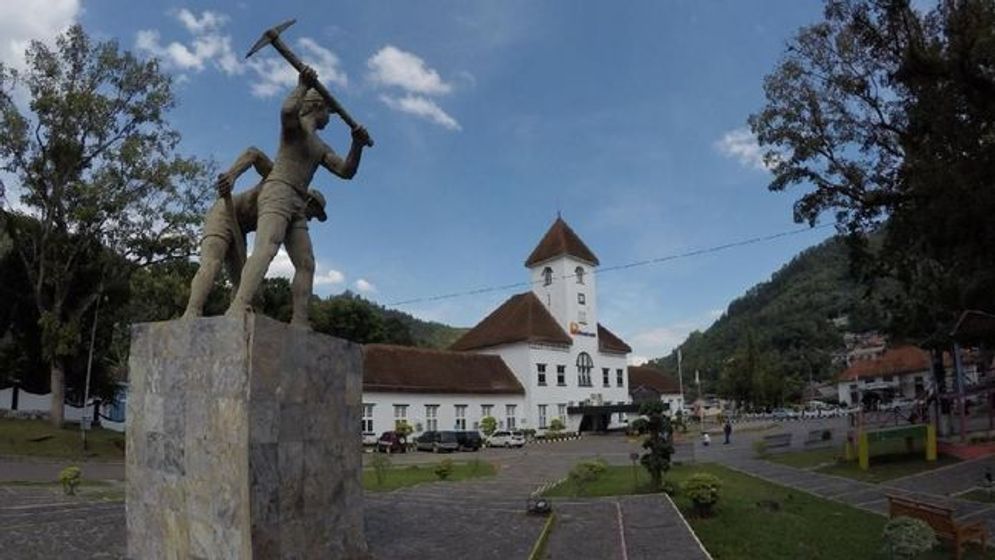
126;314;367;559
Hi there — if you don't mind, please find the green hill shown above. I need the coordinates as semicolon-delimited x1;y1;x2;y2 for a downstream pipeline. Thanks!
646;236;885;401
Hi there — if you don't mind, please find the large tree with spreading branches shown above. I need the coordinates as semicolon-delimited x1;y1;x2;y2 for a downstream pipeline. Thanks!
0;25;212;425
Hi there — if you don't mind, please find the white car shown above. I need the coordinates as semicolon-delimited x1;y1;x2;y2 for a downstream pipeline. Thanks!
487;430;526;448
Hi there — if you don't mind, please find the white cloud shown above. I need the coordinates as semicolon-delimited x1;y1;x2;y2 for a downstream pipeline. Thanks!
135;10;242;76
247;38;347;98
380;94;461;130
632;326;696;358
355;278;377;294
367;45;452;95
261;248;344;286
314;269;345;286
0;0;79;70
714;127;774;171
627;355;649;366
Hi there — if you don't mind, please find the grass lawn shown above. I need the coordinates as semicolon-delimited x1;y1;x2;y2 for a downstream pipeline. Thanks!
362;459;496;492
543;463;991;559
765;438;960;484
542;462;661;498
0;419;125;461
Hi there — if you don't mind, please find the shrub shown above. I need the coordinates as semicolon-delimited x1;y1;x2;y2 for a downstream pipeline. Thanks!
370;454;391;486
59;465;81;496
479;416;497;437
752;439;769;458
568;460;607;496
468;458;484;477
881;517;938;559
684;473;722;517
394;419;413;445
434;459;454;481
522;428;537;440
548;418;566;433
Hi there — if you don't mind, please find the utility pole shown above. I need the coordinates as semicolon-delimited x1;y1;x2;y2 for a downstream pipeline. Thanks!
677;347;684;411
81;287;103;452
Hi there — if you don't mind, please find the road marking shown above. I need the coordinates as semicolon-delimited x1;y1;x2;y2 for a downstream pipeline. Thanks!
615;500;628;560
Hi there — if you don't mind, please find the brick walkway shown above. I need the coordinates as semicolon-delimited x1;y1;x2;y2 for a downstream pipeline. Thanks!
0;436;709;559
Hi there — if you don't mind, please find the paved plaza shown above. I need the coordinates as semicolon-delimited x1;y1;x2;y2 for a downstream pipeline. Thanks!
1;419;992;559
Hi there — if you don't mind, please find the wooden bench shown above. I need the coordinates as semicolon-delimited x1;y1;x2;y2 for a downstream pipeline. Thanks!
803;428;833;448
887;494;988;560
762;433;792;449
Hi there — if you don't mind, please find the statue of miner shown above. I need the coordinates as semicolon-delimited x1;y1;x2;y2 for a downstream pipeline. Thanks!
226;65;370;327
182;146;328;320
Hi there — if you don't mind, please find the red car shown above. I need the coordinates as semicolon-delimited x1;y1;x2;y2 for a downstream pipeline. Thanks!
376;431;407;453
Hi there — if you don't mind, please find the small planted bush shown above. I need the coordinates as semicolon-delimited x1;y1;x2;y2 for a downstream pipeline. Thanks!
881;516;938;559
370;454;391;486
684;473;722;517
548;418;566;433
479;416;497;437
568;460;607;496
59;465;82;496
434;459;454;481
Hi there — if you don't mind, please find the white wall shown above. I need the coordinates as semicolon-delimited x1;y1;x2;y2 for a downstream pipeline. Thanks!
0;388;125;432
362;391;526;436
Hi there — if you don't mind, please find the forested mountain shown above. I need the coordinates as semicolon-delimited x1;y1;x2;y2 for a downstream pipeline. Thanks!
646;236;887;405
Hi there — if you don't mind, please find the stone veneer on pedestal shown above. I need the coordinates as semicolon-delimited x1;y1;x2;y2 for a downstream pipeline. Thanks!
126;314;367;559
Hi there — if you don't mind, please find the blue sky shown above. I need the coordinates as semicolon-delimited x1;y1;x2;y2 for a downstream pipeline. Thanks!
3;1;839;363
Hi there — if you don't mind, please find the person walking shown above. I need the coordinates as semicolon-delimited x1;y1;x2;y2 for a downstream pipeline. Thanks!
723;420;732;444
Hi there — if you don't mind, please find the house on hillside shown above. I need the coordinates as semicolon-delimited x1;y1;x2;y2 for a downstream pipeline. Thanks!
360;217;637;437
627;365;684;414
835;345;983;406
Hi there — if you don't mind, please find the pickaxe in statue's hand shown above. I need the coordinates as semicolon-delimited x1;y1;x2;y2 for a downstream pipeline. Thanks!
246;19;374;147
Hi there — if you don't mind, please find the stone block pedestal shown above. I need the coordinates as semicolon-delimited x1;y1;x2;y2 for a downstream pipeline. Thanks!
126;314;367;559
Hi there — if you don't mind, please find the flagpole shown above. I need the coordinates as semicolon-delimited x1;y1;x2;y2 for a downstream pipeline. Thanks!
677;347;684;409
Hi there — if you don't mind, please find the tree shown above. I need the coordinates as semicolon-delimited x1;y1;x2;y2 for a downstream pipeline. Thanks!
750;0;995;344
638;401;675;488
0;25;212;425
479;415;497;436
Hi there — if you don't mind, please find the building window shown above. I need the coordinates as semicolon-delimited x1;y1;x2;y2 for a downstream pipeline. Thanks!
482;404;493;418
506;405;517;430
425;405;438;432
362;404;374;433
455;405;467;430
558;404;567;422
575;266;585;284
537;363;547;386
578;310;587;324
393;404;408;430
914;377;925;395
618;412;625;424
602;368;610;387
883;375;894;383
578;293;586;305
538;405;547;429
616;369;624;387
577;352;593;387
542;267;553;286
557;365;566;386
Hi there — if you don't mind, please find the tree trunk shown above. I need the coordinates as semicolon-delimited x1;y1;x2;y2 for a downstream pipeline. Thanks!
50;362;65;427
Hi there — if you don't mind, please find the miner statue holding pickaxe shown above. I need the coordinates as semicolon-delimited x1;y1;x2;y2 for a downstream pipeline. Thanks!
220;19;372;328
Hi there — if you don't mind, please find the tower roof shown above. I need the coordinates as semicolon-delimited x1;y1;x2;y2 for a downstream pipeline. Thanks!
449;292;573;351
524;217;600;267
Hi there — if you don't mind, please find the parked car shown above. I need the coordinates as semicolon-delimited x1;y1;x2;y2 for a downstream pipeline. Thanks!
415;430;460;453
771;408;798;420
456;430;483;451
376;431;407;453
487;430;526;448
362;432;379;446
884;398;915;411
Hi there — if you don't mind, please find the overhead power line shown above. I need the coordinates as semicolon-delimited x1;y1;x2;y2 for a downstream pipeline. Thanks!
386;223;836;307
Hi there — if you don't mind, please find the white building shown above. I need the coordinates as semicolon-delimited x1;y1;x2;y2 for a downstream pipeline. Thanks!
835;345;982;406
627;365;684;415
361;217;637;437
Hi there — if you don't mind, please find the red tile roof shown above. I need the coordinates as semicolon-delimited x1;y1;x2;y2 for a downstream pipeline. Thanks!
363;344;525;394
449;292;572;351
524;217;600;267
628;365;681;394
837;346;931;382
598;324;632;354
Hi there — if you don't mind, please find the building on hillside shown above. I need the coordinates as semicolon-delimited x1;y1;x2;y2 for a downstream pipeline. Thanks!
627;365;684;414
835;345;983;406
360;217;637;437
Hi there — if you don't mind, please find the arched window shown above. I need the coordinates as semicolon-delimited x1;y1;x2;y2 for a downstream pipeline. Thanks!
576;352;593;387
542;267;553;286
575;266;585;284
